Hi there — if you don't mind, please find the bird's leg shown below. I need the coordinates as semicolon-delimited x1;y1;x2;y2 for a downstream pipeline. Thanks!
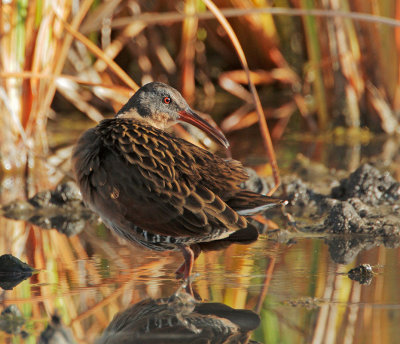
175;261;186;278
177;244;194;279
175;244;201;278
177;244;194;295
176;245;202;295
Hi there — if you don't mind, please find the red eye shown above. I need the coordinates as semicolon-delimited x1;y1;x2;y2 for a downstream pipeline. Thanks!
163;96;171;104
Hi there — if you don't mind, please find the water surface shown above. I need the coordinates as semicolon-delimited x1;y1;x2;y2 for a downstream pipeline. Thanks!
0;124;399;343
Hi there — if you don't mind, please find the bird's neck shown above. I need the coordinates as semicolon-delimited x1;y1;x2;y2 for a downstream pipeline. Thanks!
117;108;172;130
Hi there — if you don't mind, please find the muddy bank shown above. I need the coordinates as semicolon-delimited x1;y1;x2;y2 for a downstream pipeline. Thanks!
1;182;98;236
2;159;399;266
279;162;399;264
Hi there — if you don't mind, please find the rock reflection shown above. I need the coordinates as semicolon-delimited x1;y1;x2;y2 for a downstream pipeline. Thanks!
1;181;97;236
0;305;27;338
96;290;260;344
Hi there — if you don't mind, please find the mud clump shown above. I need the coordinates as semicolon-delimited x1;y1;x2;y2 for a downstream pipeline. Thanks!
1;182;98;236
347;264;374;285
332;164;400;205
0;254;34;290
281;163;400;264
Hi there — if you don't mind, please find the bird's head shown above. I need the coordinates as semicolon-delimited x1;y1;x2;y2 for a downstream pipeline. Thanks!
116;82;229;148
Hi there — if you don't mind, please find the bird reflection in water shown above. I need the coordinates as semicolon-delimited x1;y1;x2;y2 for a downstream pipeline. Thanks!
96;288;260;344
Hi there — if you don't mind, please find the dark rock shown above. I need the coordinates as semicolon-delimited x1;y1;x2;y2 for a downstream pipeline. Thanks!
54;182;82;205
29;190;52;208
0;254;33;274
348;264;374;285
324;202;364;234
284;178;313;207
0;254;33;290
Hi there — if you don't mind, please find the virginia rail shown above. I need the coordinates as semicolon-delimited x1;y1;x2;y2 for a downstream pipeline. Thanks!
73;82;283;280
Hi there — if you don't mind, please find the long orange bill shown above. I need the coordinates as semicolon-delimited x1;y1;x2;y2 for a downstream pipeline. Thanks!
179;108;229;148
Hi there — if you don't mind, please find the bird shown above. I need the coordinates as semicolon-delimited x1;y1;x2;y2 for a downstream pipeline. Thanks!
72;81;284;281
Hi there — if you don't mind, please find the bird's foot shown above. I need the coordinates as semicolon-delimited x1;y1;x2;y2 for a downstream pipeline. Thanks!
169;285;197;314
180;273;200;298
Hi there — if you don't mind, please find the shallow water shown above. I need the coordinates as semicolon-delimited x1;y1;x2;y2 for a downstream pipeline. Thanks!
0;125;399;343
1;213;400;343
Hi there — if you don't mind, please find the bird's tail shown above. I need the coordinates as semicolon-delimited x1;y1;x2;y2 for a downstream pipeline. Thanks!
197;223;258;252
227;190;286;216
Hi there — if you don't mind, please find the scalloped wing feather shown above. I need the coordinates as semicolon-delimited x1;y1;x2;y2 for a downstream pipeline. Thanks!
73;119;249;239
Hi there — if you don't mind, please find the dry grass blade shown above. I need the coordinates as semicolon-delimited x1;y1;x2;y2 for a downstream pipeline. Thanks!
329;0;363;128
180;0;198;101
0;71;131;92
41;0;95;126
110;7;400;28
56;80;104;123
300;0;328;129
93;22;146;74
219;72;253;102
80;0;123;34
54;13;139;92
202;0;280;194
0;87;29;146
367;81;400;134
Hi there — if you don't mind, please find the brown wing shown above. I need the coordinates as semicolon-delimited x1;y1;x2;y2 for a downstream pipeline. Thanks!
73;118;247;238
182;143;249;198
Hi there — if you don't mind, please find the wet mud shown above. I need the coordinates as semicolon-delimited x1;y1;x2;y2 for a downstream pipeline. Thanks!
274;162;399;264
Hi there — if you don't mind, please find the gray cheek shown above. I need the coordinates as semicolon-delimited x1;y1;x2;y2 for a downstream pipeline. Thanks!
137;104;153;118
